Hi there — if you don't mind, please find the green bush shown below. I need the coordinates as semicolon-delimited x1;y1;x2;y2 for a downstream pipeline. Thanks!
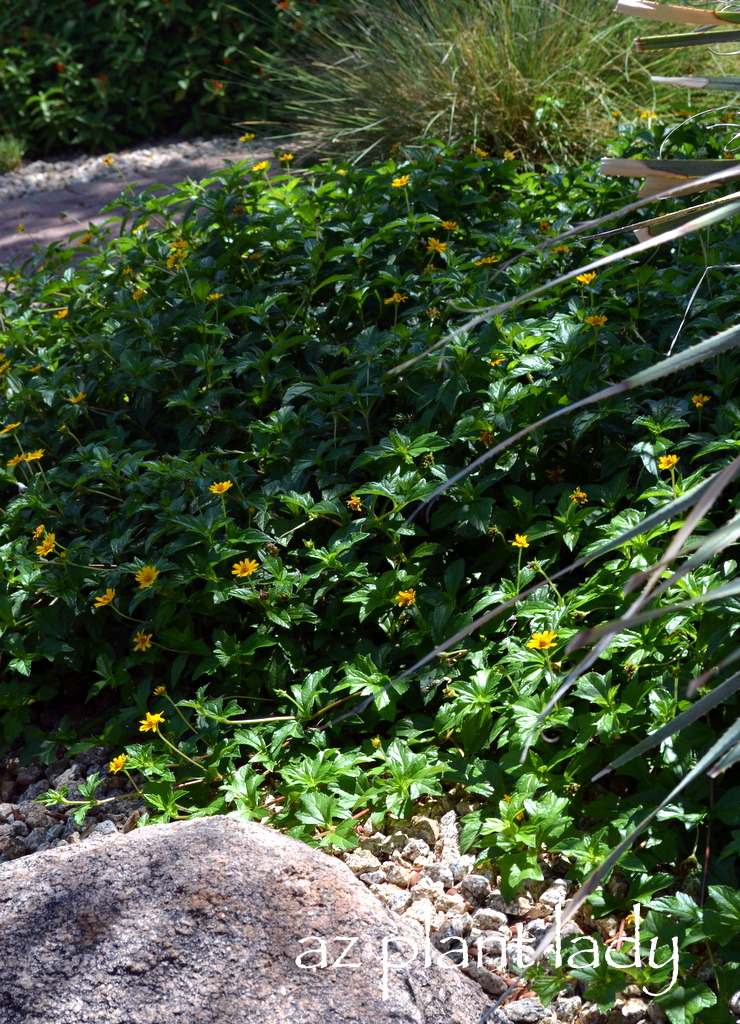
2;130;740;1018
0;0;341;157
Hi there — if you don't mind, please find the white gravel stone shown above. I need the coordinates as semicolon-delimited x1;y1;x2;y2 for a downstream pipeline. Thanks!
342;849;381;876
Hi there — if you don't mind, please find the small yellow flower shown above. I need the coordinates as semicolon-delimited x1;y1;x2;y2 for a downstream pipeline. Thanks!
29;365;42;373
440;220;457;230
16;224;25;233
209;480;233;494
691;393;710;408
0;421;21;434
133;631;154;652
36;533;56;557
426;308;441;319
426;238;447;254
207;292;224;301
240;132;256;142
511;534;529;548
232;558;260;578
384;292;408;305
475;255;500;265
546;467;565;483
139;710;164;731
569;488;588;505
133;220;150;234
584;315;607;327
132;288;146;301
347;495;363;512
32;524;45;540
576;272;596;285
502;149;516;161
102;156;115;166
336;169;347;176
612;110;622;118
551;245;569;255
395;588;416;608
153;685;167;696
479;429;495;448
134;565;160;589
539;221;551;231
94;588;116;608
24;449;44;461
475;147;489;158
279;152;294;162
371;737;381;748
252;160;270;172
489;355;505;367
638;109;656;120
391;174;410;187
53;308;68;319
527;630;558;650
658;454;679;471
68;392;86;404
78;232;92;245
109;754;128;773
7;454;24;466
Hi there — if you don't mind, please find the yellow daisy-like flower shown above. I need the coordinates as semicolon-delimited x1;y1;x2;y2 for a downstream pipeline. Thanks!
16;223;25;233
546;467;565;483
584;315;607;327
691;393;710;408
511;534;529;548
336;169;347;176
475;255;500;266
29;365;42;373
68;392;86;404
489;355;505;367
232;558;260;578
371;737;381;748
479;429;495;447
527;630;558;650
133;630;154;652
252;160;269;172
658;454;679;471
134;565;160;589
569;488;588;505
132;288;146;301
539;221;551;231
384;292;408;305
279;153;294;162
24;449;44;461
209;480;233;494
207;292;224;301
139;710;164;731
551;245;569;255
576;272;596;285
0;421;21;434
153;685;167;696
426;238;447;254
7;454;24;466
240;132;256;142
475;147;489;158
426;308;441;319
440;220;457;230
347;495;363;512
32;524;45;540
36;533;56;557
638;109;656;120
53;308;68;319
109;754;128;773
94;588;116;608
502;149;516;160
102;156;115;166
391;174;410;187
395;588;416;608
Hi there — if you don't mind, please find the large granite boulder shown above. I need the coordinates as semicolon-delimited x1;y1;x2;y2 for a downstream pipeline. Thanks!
0;815;491;1024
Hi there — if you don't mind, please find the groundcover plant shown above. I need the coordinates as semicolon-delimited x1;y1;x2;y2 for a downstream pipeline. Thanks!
0;121;739;1020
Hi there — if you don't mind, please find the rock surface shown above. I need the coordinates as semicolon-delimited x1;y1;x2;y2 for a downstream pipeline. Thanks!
0;815;491;1024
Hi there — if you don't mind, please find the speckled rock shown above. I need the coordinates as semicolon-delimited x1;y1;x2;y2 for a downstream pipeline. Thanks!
0;816;491;1024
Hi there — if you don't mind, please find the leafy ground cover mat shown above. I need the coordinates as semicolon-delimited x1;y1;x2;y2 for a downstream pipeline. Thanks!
0;132;739;1019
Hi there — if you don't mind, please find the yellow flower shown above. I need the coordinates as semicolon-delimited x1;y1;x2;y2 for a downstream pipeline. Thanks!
395;588;416;608
53;308;68;319
102;156;115;166
68;392;86;404
426;237;447;254
551;245;569;255
489;355;505;367
36;533;56;557
207;292;223;300
336;169;347;176
612;110;622;118
691;393;710;408
24;449;44;461
109;754;128;773
539;221;551;231
32;524;45;540
584;315;607;327
546;467;565;483
475;255;500;266
7;454;24;466
638;109;656;120
16;223;25;233
279;152;294;162
232;558;260;578
511;534;529;549
240;132;256;142
384;292;408;305
479;429;495;448
133;220;150;233
132;288;146;301
576;272;596;285
29;365;42;373
347;495;363;512
569;488;588;505
0;421;21;434
78;232;92;245
153;685;167;696
658;454;679;471
426;308;441;319
475;147;489;158
391;174;410;187
209;480;233;494
503;149;516;161
94;588;116;608
440;220;457;230
527;630;558;650
135;564;160;589
133;631;154;652
139;710;164;731
371;737;381;748
252;160;270;172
